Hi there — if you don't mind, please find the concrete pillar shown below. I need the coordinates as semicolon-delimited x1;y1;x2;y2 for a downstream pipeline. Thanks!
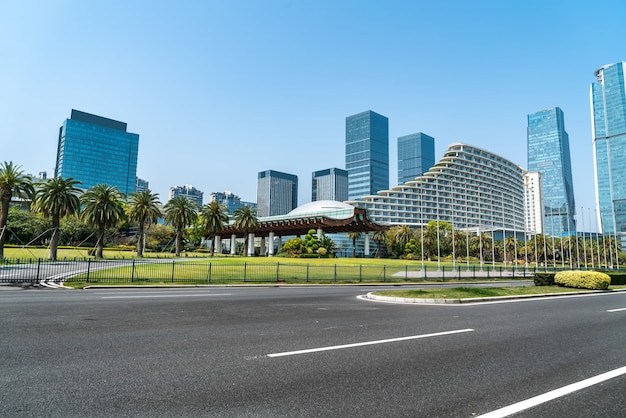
268;232;275;256
260;236;266;256
230;234;236;255
364;233;370;257
247;233;255;256
317;228;323;238
216;236;222;254
278;236;283;252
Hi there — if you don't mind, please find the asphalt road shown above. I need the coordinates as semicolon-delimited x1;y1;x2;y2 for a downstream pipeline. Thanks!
1;286;624;417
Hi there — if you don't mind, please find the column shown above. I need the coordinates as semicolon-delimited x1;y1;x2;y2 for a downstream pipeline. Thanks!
364;233;370;257
260;236;266;256
230;234;236;255
216;236;222;254
247;233;255;256
268;232;275;256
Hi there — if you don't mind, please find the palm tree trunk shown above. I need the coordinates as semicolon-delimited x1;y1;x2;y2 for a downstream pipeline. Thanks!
49;216;60;261
210;234;215;257
0;194;11;259
136;223;144;257
96;230;105;258
175;229;182;256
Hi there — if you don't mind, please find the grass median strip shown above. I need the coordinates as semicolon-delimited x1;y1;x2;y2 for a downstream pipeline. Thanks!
372;286;597;300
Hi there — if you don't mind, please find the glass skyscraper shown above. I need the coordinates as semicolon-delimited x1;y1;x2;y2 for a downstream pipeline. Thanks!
398;132;435;184
55;109;139;196
257;170;298;217
527;107;576;236
312;168;348;202
592;62;626;236
345;110;389;200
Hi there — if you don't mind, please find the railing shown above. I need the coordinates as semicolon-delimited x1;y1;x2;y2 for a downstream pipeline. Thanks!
0;258;549;285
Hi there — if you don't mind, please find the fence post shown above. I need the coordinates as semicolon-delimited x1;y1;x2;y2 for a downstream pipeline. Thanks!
131;259;135;283
244;262;247;282
171;260;175;283
334;264;337;282
306;264;309;282
359;265;362;283
405;265;408;282
383;265;386;282
276;262;280;282
86;259;91;283
207;262;212;283
36;258;41;282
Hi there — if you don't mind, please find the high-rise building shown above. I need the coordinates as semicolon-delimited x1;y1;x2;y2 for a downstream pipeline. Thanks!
523;171;544;234
257;170;298;217
345;110;389;200
209;191;256;215
135;177;149;193
55;109;139;195
398;132;435;184
312;168;349;202
591;62;626;236
169;185;203;207
527;107;576;236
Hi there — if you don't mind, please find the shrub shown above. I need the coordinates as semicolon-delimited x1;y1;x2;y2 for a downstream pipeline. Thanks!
533;272;556;286
554;270;611;290
600;272;626;285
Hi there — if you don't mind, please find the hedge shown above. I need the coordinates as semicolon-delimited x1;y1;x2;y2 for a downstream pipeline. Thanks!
554;270;611;290
533;273;556;286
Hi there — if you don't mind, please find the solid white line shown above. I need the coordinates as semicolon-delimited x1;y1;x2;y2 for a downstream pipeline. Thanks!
267;328;474;358
476;366;626;418
607;307;626;312
101;293;232;299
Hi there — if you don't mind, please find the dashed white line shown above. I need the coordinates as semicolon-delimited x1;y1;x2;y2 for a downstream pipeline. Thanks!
101;293;232;299
267;328;474;357
476;366;626;418
607;307;626;312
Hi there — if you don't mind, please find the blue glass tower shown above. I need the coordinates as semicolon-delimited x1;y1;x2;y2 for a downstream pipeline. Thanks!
345;110;389;200
55;110;139;196
312;168;348;202
592;62;626;235
257;170;298;217
397;132;435;184
527;107;576;236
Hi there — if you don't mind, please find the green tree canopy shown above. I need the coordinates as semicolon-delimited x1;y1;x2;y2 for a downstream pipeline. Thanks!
81;184;126;258
164;196;198;256
0;161;34;258
127;189;162;257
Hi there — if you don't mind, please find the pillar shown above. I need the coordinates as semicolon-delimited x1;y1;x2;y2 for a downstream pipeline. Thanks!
216;236;222;254
260;236;266;256
247;233;255;256
230;234;236;255
364;233;370;257
268;232;275;256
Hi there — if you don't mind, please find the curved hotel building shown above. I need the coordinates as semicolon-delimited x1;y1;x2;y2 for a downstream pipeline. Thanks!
346;143;526;236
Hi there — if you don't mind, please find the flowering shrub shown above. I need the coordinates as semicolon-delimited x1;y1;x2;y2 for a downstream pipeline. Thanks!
554;270;611;290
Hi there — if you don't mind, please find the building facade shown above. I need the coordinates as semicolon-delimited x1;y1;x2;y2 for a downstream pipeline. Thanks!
209;191;256;215
346;143;526;235
527;107;576;236
523;171;544;234
169;185;203;207
55;109;139;195
345;110;389;200
312;168;349;202
135;177;149;193
592;62;626;236
257;170;298;217
398;132;435;185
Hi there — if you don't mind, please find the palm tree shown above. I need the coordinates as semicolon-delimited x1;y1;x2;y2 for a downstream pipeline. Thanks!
127;189;162;257
233;205;259;256
346;231;362;258
80;184;126;258
371;230;387;258
164;196;198;256
0;162;34;259
200;201;229;257
32;177;82;260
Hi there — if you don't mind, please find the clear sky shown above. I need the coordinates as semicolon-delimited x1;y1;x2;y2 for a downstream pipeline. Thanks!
2;0;625;231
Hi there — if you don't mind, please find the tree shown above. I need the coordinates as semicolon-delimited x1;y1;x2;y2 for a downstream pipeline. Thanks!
199;201;229;257
32;177;82;260
80;184;126;258
127;189;162;257
233;205;259;256
371;230;387;258
346;231;362;258
0;161;34;259
6;206;51;245
164;196;198;256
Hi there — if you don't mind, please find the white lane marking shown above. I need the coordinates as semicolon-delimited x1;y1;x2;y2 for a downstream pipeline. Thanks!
101;293;232;299
267;328;474;358
607;307;626;312
476;366;626;418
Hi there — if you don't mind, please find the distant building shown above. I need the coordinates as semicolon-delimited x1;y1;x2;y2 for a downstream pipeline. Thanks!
136;177;149;193
169;185;203;207
257;170;298;217
398;133;435;184
312;168;348;202
527;107;576;236
209;191;256;215
55;109;139;195
591;62;626;237
345;110;389;200
524;171;544;234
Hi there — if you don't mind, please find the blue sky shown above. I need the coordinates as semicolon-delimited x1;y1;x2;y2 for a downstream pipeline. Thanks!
2;1;625;231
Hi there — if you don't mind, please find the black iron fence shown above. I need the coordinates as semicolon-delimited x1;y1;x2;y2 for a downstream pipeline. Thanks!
0;258;543;286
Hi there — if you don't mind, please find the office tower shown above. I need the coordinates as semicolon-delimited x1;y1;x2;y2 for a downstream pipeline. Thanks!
527;107;576;236
347;143;525;234
523;171;544;234
398;133;435;184
345;110;389;200
54;109;139;196
591;62;626;236
312;168;349;202
169;185;203;207
209;191;256;215
257;170;298;217
135;178;149;193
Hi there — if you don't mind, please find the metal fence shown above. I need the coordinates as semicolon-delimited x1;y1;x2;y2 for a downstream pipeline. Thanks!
0;258;541;286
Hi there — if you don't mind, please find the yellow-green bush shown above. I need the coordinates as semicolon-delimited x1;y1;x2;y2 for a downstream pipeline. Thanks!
554;270;611;290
